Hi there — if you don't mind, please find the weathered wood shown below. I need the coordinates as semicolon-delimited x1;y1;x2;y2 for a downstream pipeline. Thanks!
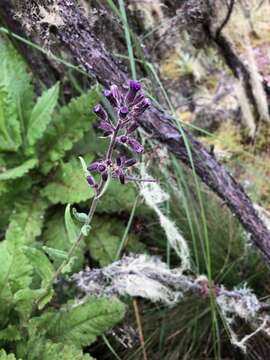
2;0;270;265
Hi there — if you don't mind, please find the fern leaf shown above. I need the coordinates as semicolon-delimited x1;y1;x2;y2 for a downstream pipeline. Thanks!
0;158;37;180
40;89;100;173
41;158;94;204
27;83;59;147
46;298;125;347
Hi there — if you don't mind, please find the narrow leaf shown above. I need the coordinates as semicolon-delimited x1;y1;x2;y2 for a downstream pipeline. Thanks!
27;83;59;146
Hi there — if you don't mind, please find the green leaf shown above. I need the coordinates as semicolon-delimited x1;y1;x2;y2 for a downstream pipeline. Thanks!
22;247;54;285
65;204;80;243
87;216;144;266
0;39;35;122
96;181;136;213
27;83;59;146
0;85;21;151
46;298;125;347
0;158;37;180
0;241;33;321
43;213;84;271
41;158;94;204
5;196;48;247
0;349;19;360
40;89;100;173
0;325;22;342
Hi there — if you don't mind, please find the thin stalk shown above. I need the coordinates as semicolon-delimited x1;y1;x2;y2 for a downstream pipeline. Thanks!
35;119;121;309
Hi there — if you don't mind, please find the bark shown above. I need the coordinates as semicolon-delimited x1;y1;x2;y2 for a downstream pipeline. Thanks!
2;0;270;265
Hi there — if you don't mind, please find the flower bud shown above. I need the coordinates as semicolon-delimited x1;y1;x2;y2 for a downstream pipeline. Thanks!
94;104;108;120
127;138;144;153
127;122;139;134
102;171;108;181
116;157;122;166
125;158;137;167
86;175;96;187
119;106;129;119
110;85;122;106
98;120;114;133
97;163;106;173
119;135;128;143
119;172;125;184
125;80;141;106
104;89;117;107
87;162;99;172
133;98;151;117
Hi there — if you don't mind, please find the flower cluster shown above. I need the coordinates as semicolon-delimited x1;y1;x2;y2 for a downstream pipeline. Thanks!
86;81;151;191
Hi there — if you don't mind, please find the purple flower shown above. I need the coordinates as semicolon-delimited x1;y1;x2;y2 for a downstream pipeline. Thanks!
127;138;144;153
104;89;117;107
127;122;139;134
110;85;122;106
97;163;106;173
119;106;129;119
94;104;108;120
86;175;98;191
125;80;142;106
124;158;137;167
117;135;128;144
97;120;114;133
133;98;151;117
87;162;99;172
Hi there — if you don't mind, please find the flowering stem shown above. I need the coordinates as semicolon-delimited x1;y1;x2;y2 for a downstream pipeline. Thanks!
35;120;122;309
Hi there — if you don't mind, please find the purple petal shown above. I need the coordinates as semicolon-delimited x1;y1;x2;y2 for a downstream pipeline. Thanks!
119;106;129;118
133;98;151;117
124;158;137;167
127;138;144;153
104;89;117;107
125;80;142;105
97;120;114;133
127;122;139;134
94;104;108;120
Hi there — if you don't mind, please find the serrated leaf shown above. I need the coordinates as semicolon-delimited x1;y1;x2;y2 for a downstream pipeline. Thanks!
0;325;22;342
41;158;94;204
0;158;37;180
0;349;19;360
0;85;21;151
0;241;32;321
43;213;84;271
22;247;54;284
46;298;125;347
27;82;59;146
40;89;100;173
5;196;48;247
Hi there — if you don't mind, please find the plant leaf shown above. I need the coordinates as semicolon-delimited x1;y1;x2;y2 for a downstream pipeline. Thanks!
27;83;59;146
0;158;37;180
40;89;100;173
0;349;19;360
22;246;54;285
65;204;80;243
0;85;21;151
46;298;125;347
41;158;94;204
5;196;48;247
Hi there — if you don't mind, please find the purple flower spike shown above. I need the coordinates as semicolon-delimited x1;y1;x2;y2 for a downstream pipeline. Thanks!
104;89;117;107
125;80;142;105
127;138;144;153
119;106;129;119
94;104;108;120
133;98;151;117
